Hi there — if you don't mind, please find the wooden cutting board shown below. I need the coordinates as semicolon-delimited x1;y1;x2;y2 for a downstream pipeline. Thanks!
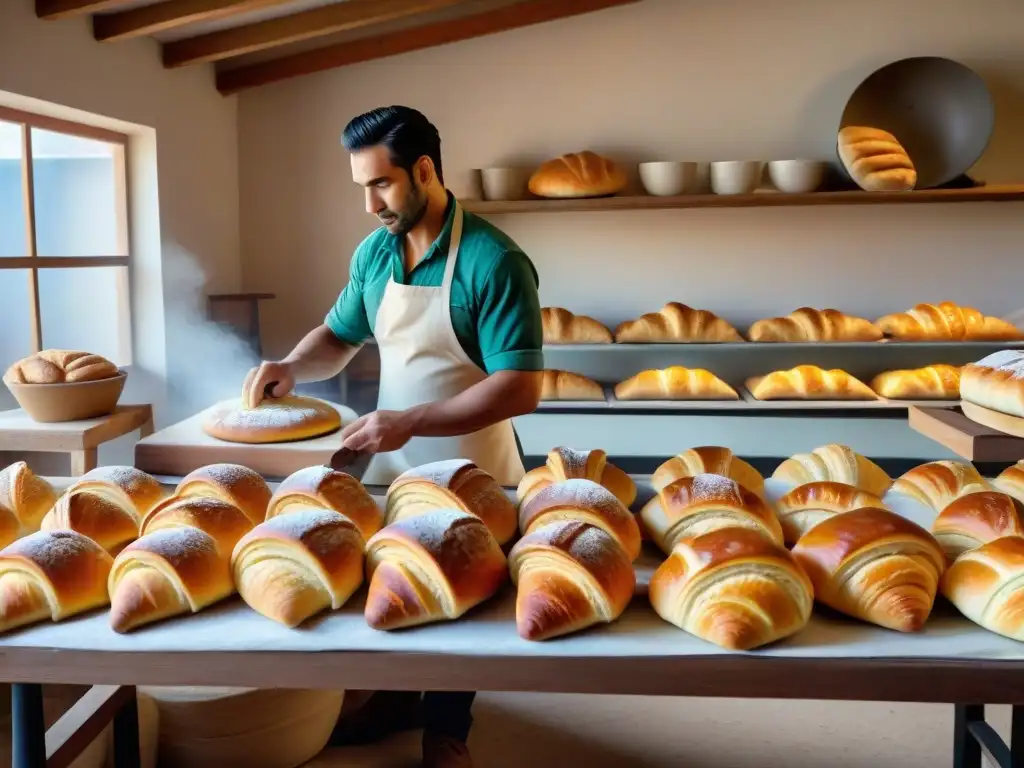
134;400;360;480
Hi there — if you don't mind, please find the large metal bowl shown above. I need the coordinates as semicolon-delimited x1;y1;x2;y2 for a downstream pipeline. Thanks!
839;56;995;188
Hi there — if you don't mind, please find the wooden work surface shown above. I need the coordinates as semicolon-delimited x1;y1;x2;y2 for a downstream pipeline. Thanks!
908;405;1024;462
0;405;153;452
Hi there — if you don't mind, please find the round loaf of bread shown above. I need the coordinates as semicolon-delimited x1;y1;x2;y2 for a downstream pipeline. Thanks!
3;349;119;385
528;151;627;199
202;395;343;444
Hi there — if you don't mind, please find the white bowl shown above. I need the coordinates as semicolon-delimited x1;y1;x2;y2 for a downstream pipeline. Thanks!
768;159;826;193
480;167;532;201
710;161;763;195
638;161;697;196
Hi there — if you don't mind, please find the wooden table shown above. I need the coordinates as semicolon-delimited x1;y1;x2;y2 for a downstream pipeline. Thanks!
0;405;154;476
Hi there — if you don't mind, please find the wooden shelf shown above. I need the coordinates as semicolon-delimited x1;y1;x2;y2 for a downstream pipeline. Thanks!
462;184;1024;214
908;405;1024;462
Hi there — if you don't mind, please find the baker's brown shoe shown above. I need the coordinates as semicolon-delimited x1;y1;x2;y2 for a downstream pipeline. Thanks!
422;732;474;768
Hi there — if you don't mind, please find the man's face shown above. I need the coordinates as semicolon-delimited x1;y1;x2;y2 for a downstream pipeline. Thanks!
350;145;428;236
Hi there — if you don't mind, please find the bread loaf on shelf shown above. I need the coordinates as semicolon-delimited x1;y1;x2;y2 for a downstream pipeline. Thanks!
771;444;892;497
364;509;507;630
508;520;635;641
517;447;636;507
203;394;342;445
3;350;119;385
384;459;517;546
837;126;917;192
649;527;814;651
613;302;743;343
540;370;604;402
931;491;1024;561
960;350;1024;418
232;508;366;628
0;461;57;548
542;307;613;344
747;365;876;401
266;465;382;541
869;364;961;400
517;479;641;561
614;366;738;400
941;535;1024;641
652;446;764;498
640;473;783;555
875;302;1023;341
747;308;883;343
0;530;113;634
994;460;1024;506
890;460;989;513
154;463;272;525
528;151;627;199
775;481;889;546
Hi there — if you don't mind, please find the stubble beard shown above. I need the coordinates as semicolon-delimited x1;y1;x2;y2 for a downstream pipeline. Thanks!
382;185;429;236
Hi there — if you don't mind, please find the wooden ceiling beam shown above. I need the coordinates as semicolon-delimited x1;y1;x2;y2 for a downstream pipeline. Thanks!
93;0;295;43
36;0;132;20
216;0;641;95
162;0;473;69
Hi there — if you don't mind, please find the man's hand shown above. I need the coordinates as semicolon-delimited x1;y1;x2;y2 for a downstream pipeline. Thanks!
241;361;296;408
340;410;414;454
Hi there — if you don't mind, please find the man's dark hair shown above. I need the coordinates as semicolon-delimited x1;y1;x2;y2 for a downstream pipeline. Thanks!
342;106;444;185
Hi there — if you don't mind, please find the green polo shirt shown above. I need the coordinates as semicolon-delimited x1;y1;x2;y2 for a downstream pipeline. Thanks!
325;193;543;374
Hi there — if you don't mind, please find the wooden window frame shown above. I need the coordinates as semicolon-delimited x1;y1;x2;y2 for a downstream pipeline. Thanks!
0;105;133;366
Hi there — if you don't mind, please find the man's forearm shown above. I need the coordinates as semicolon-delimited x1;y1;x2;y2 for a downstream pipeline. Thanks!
282;324;362;382
403;370;542;438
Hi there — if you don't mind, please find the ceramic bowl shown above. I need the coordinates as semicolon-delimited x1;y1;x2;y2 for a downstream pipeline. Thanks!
710;161;763;195
768;159;826;193
480;167;532;201
5;371;126;423
638;161;697;196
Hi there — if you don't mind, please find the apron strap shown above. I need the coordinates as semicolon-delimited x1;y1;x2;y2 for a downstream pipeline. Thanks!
441;202;464;296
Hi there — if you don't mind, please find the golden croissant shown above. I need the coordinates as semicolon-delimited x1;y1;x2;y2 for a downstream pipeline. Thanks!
540;370;605;402
775;481;889;546
267;464;382;541
890;460;989;513
931;491;1024;562
876;302;1023;341
614;366;737;400
771;444;892;497
995;460;1024;506
613;302;743;343
0;461;57;548
517;447;636;507
941;535;1024;641
747;307;882;343
652;446;764;497
542;307;613;344
747;365;876;400
869;365;961;400
157;463;272;525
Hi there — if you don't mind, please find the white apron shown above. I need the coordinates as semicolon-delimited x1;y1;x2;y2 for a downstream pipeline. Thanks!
360;202;526;487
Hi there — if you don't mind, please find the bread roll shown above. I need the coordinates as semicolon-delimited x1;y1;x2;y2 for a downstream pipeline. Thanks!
931;491;1024;561
508;520;635;641
2;349;119;385
614;366;738;400
202;395;342;445
517;447;636;507
994;460;1024;506
155;464;271;525
649;527;814;651
517;479;641;561
384;459;517;545
837;126;916;192
614;302;743;343
747;365;876;400
542;307;613;344
870;364;961;400
232;508;365;627
0;461;57;548
540;370;605;402
266;465;382;541
747;307;883;343
876;303;1022;341
640;473;783;555
890;460;989;513
652;446;764;498
771;444;892;497
961;350;1024;418
775;481;889;546
528;151;626;199
140;497;255;556
941;535;1024;641
364;509;507;630
0;530;113;634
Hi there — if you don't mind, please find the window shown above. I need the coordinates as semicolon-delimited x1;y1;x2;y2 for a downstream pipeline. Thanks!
0;106;132;371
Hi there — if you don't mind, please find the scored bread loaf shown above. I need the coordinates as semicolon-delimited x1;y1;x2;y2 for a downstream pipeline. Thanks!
266;465;382;541
0;461;57;548
837;126;917;192
792;506;945;631
890;460;989;512
651;446;764;498
771;444;892;497
203;394;342;445
509;520;635;641
941;535;1024;641
540;370;605;402
517;447;636;507
747;365;876;400
747;308;883;343
153;463;271;526
2;349;119;385
931;491;1024;561
614;366;738;400
528;150;627;199
960;350;1024;418
614;302;743;343
648;527;814;651
364;508;507;630
542;307;613;344
994;460;1024;506
640;473;783;555
870;364;961;400
775;481;889;546
876;302;1023;341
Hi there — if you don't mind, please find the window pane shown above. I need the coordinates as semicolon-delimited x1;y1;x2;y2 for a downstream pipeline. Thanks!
40;266;129;365
31;128;123;258
0;270;35;403
0;121;28;257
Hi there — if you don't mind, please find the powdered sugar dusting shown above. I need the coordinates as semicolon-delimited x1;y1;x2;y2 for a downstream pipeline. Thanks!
183;463;261;489
554;447;592;478
3;529;100;568
127;527;216;562
399;459;473;488
216;396;340;430
686;473;740;502
81;466;155;493
281;465;334;491
976;350;1024;378
0;463;20;512
379;508;477;554
257;508;348;540
527;479;625;518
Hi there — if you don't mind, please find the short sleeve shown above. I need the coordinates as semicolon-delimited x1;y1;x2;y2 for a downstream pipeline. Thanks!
476;250;544;373
325;243;372;345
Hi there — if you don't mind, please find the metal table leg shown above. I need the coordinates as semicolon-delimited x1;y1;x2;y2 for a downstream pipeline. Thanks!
112;688;141;768
11;683;46;768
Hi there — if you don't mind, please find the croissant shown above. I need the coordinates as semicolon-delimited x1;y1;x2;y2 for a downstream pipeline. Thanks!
960;351;1024;418
266;465;382;541
384;459;517;545
994;460;1024;506
540;370;605;401
155;463;271;525
517;479;641;561
0;530;113;634
775;481;889;546
509;520;635;641
889;460;989;513
0;461;57;547
517;447;636;507
649;527;814;651
747;365;876;400
931;491;1024;561
771;444;892;497
941;535;1024;641
869;365;961;400
614;366;738;400
792;507;945;631
232;508;366;627
652;446;764;499
140;497;255;555
364;509;507;630
875;302;1023;341
613;302;743;343
747;308;883;343
640;473;783;555
541;307;613;344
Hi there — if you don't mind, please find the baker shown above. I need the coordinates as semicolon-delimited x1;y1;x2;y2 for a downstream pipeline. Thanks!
244;105;544;767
